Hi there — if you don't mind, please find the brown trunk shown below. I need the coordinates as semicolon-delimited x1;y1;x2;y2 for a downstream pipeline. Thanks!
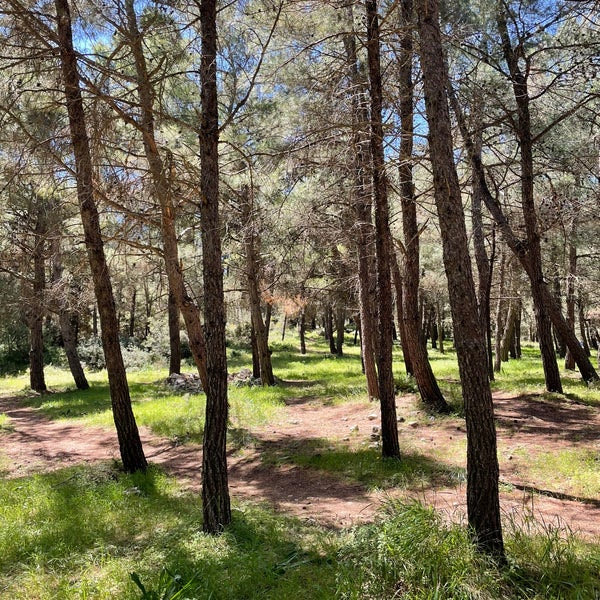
552;274;566;359
128;287;136;338
343;6;380;399
29;207;47;393
366;0;400;457
496;8;562;393
55;0;147;473
51;237;89;390
250;323;260;379
335;307;345;357
124;0;208;390
299;310;307;355
391;254;414;375
418;0;504;558
241;185;274;385
436;301;444;354
448;82;599;385
168;288;181;375
578;292;591;356
493;250;508;373
199;0;231;533
281;313;287;341
264;303;272;342
395;3;449;413
500;299;518;364
92;305;98;337
564;218;578;370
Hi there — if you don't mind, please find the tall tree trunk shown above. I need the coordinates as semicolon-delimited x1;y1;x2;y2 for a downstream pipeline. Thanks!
51;237;89;389
365;0;400;458
418;0;504;559
496;8;562;393
92;305;98;338
494;250;508;373
250;323;260;379
281;313;287;341
55;0;147;473
436;301;444;354
552;273;566;359
168;288;181;375
343;7;380;399
199;0;231;533
326;304;336;354
564;218;578;371
335;307;345;357
396;1;450;412
299;310;307;355
448;82;599;385
391;254;414;376
264;303;272;342
578;292;591;356
29;207;47;393
124;0;208;390
241;185;274;385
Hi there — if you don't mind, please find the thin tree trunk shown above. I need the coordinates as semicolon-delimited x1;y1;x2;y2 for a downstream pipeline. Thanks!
51;237;89;389
565;217;578;370
124;0;208;389
281;313;287;341
578;292;591;356
250;323;260;379
335;307;345;357
55;0;147;473
29;207;47;393
326;304;336;354
299;310;307;355
494;250;508;373
366;0;400;458
496;8;562;393
92;305;98;338
168;288;181;375
198;0;231;533
128;287;136;338
241;185;274;385
391;253;414;375
436;301;444;354
397;0;449;415
418;0;504;558
264;303;272;342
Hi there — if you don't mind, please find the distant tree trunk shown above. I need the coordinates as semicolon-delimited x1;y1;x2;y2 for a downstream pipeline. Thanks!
168;289;181;374
494;249;508;373
281;314;287;341
366;0;400;457
250;323;260;379
552;274;566;359
29;207;47;393
92;305;98;338
499;299;518;364
335;307;345;357
391;254;414;376
128;287;136;338
198;0;231;534
124;0;208;390
418;0;504;558
436;301;444;354
241;185;274;385
55;0;147;473
496;7;562;393
299;310;307;354
143;279;152;340
264;303;272;342
564;218;578;371
578;292;590;356
326;304;336;354
51;237;89;390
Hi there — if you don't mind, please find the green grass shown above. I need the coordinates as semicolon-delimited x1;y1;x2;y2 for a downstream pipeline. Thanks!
262;438;465;491
0;414;14;432
0;463;598;600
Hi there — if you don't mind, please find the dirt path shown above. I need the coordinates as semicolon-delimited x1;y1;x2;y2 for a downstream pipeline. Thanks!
1;391;599;538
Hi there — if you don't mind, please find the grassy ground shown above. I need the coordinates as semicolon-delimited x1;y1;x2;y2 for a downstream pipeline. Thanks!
0;463;598;599
1;331;600;598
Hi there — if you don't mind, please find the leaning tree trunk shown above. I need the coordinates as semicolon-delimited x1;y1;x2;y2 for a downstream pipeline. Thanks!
564;217;578;371
365;0;400;458
51;237;89;389
418;0;504;559
124;0;208;389
496;8;562;393
578;291;591;356
168;289;181;374
448;83;599;385
391;254;414;375
199;0;231;533
55;0;147;473
29;207;47;393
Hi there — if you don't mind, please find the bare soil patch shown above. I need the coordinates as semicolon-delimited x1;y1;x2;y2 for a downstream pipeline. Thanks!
1;389;599;538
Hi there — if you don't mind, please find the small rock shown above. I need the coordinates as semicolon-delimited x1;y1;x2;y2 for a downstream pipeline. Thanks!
370;433;381;441
397;417;405;423
368;442;379;449
409;421;419;428
341;417;349;422
342;437;350;441
372;426;380;434
367;414;377;421
289;420;300;425
350;425;359;432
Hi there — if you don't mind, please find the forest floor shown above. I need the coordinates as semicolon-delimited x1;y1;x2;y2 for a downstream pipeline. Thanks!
1;377;600;538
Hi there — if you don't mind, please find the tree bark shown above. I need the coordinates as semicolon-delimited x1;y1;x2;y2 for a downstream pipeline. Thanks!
124;0;208;390
128;287;136;338
564;217;578;370
299;310;307;355
335;307;345;357
365;0;400;458
51;237;89;389
29;206;47;393
496;8;562;393
418;0;504;558
168;288;181;374
55;0;147;473
241;185;274;385
391;254;413;376
199;0;231;533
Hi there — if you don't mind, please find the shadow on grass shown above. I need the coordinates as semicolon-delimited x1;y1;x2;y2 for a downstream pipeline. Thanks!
0;463;338;599
256;436;464;492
